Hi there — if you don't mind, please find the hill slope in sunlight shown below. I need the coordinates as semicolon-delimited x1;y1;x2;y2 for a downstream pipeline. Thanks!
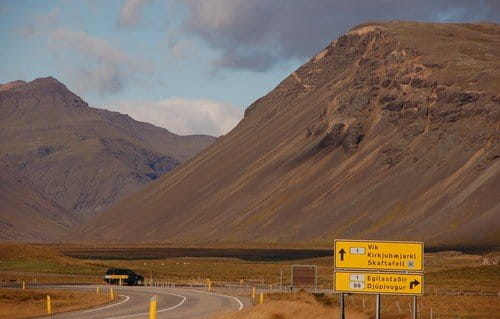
80;22;499;249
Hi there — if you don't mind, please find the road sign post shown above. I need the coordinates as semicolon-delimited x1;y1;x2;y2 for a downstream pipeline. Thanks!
375;294;381;319
412;295;417;319
333;239;424;317
339;293;345;319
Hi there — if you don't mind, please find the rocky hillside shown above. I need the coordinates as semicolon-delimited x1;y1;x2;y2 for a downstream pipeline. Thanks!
79;22;499;249
0;163;76;241
0;77;215;216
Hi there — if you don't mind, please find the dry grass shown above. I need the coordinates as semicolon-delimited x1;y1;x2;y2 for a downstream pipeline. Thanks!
1;244;499;318
335;293;500;319
0;288;112;319
210;292;368;319
210;291;500;319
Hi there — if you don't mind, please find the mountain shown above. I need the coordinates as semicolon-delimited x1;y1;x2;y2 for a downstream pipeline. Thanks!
0;77;215;216
0;163;76;241
79;22;500;249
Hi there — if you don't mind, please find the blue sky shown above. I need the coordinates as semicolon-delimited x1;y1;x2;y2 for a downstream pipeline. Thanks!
1;0;498;135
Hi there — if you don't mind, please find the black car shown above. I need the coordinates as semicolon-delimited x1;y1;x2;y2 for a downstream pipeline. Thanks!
104;268;144;286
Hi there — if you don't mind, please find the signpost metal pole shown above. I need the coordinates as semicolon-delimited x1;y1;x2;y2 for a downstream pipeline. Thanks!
412;295;417;319
280;268;283;291
315;266;318;292
339;293;345;319
375;294;381;319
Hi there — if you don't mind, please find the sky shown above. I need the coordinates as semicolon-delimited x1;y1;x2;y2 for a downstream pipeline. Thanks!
1;0;499;136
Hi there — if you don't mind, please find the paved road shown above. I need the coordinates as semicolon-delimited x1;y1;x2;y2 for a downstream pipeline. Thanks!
38;285;245;319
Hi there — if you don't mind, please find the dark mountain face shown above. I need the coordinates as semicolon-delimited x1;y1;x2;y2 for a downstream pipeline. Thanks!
0;77;215;217
0;163;76;242
79;22;499;249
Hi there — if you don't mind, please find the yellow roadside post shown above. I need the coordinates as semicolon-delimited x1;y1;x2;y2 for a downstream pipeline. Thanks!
149;296;157;319
96;286;100;294
252;287;256;299
110;287;114;300
46;295;52;314
22;281;25;290
259;292;264;304
208;280;212;292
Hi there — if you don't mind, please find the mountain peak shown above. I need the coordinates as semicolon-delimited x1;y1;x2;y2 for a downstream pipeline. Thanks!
78;21;500;248
0;80;26;92
0;76;89;108
23;76;71;93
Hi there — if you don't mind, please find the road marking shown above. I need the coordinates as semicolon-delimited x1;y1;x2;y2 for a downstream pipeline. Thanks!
179;288;244;310
82;294;130;313
103;291;187;319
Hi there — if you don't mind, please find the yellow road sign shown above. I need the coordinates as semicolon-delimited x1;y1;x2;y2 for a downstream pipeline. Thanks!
334;239;423;271
334;271;423;295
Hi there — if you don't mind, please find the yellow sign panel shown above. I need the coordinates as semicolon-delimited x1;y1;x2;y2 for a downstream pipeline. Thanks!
334;271;423;295
334;239;423;271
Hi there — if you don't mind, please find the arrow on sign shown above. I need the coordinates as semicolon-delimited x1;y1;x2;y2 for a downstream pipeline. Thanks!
339;248;346;261
409;279;420;289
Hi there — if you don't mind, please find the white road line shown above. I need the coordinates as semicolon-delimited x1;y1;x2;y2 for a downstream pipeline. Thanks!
82;294;130;313
103;292;187;319
179;288;244;310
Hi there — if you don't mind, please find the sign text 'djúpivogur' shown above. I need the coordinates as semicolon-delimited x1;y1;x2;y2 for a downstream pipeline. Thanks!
334;271;423;295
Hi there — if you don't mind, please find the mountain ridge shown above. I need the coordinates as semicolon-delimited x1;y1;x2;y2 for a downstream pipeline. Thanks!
0;77;215;217
77;21;499;249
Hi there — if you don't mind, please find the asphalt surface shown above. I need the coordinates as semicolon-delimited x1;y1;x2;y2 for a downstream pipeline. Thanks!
38;285;245;319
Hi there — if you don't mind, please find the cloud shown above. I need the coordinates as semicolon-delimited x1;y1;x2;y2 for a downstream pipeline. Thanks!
168;39;197;61
50;29;151;95
109;98;243;136
119;0;152;28
180;0;500;72
17;9;58;37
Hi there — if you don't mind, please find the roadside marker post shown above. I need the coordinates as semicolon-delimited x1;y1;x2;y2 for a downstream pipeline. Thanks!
96;286;100;294
22;281;25;290
110;288;114;300
252;286;256;299
259;292;264;304
208;280;212;292
149;296;157;319
46;295;51;314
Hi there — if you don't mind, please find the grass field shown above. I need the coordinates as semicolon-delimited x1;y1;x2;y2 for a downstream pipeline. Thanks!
0;288;112;319
0;243;499;318
211;292;369;319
